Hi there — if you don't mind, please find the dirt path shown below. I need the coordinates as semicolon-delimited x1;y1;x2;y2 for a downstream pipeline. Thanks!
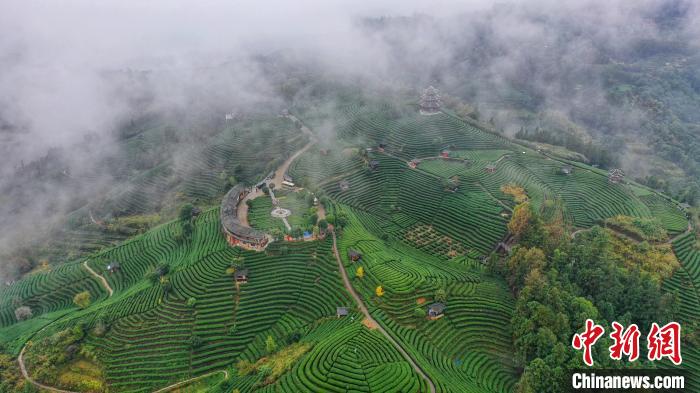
668;222;694;244
18;345;79;393
570;228;590;239
331;232;436;393
236;113;318;225
88;209;104;228
83;261;114;297
152;370;229;393
17;262;114;393
476;182;513;212
270;115;316;189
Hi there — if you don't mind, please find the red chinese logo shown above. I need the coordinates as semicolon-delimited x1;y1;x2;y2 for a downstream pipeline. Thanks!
572;320;682;366
609;322;640;362
572;319;605;366
647;322;682;365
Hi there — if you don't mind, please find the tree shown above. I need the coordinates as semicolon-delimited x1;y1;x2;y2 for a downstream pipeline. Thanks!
509;202;545;247
305;193;315;207
181;220;194;240
14;306;32;321
356;266;364;278
414;307;426;318
318;219;328;231
93;319;108;337
265;335;277;353
308;213;318;226
509;202;533;238
179;203;194;222
73;291;91;309
434;288;447;303
161;277;172;295
516;358;561;393
375;286;385;297
336;213;349;228
506;247;546;292
325;214;336;225
286;331;302;344
190;335;203;348
187;297;197;307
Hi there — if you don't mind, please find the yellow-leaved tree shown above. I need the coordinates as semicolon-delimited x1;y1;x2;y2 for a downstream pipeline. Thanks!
73;291;92;309
508;202;533;238
356;266;364;278
375;285;384;297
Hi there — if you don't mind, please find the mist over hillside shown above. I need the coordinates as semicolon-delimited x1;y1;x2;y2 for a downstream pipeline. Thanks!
1;0;699;279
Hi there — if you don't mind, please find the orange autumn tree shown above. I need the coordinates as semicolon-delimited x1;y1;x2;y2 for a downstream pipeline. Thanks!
508;202;533;238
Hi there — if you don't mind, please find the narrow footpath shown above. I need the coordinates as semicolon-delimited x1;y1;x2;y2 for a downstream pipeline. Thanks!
238;113;318;225
83;261;113;297
18;262;114;392
152;370;229;393
331;232;436;393
18;344;79;393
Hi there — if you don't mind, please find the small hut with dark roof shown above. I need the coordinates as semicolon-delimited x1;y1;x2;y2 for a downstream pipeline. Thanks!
106;261;121;274
561;165;573;175
348;249;362;262
369;160;380;171
485;164;497;173
339;180;350;191
336;307;349;318
427;303;445;320
234;269;249;284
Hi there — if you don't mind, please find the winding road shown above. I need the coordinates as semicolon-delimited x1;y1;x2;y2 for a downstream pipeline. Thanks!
331;232;436;393
237;114;318;227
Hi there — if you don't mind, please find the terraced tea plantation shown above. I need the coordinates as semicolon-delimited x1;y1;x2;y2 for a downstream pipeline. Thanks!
1;99;694;393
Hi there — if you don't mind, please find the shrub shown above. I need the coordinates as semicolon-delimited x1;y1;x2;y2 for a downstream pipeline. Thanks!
93;319;108;337
318;219;328;230
190;335;203;348
14;306;32;321
434;288;447;303
286;331;302;344
265;335;277;353
73;291;92;309
414;307;426;318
